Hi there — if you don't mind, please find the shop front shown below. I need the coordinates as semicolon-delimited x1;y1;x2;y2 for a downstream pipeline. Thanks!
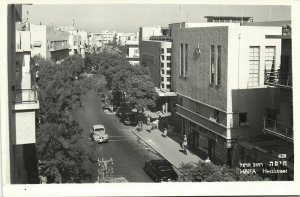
182;119;229;165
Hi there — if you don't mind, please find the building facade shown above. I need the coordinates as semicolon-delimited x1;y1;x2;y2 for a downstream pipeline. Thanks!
236;25;293;180
94;31;116;46
171;22;282;166
2;5;40;184
125;40;140;65
30;24;69;62
139;26;177;118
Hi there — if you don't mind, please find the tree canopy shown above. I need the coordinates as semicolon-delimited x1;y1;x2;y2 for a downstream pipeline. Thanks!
34;55;97;183
85;51;157;111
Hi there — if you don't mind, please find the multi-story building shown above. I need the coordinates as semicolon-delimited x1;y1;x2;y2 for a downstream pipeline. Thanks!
117;32;138;46
125;40;139;65
30;24;69;62
139;26;176;114
171;22;282;166
58;26;88;57
94;31;116;46
236;24;293;180
2;4;39;184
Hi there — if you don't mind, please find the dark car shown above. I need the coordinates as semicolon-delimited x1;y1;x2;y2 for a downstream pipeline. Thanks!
116;106;130;118
144;159;178;182
121;112;138;126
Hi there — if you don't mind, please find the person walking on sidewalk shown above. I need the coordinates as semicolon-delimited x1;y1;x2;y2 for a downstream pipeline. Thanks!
163;128;168;137
182;139;188;155
146;115;151;125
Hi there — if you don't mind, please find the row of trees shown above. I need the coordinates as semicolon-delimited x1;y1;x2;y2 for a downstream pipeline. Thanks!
85;52;158;111
34;55;98;183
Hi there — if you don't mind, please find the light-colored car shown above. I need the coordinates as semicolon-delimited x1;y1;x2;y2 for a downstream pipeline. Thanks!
90;124;109;143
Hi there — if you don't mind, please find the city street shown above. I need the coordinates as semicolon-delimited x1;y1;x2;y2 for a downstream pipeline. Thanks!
72;89;162;182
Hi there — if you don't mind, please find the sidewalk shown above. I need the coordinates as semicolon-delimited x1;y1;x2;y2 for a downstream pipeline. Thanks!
132;127;202;171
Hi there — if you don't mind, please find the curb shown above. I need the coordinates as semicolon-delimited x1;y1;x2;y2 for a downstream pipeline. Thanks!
131;129;183;173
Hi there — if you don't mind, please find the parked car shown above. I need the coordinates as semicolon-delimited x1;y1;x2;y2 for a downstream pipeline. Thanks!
144;159;178;182
103;102;113;112
90;124;109;143
116;106;130;118
121;112;138;126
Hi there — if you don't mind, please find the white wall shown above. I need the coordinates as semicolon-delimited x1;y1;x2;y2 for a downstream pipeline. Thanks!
227;25;282;139
227;25;282;112
30;24;47;58
15;111;36;144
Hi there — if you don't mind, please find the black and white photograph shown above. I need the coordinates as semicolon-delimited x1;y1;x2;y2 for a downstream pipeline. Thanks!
0;0;299;196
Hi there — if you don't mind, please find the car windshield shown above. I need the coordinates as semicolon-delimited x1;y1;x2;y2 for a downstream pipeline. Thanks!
125;114;135;120
158;166;173;172
95;128;104;132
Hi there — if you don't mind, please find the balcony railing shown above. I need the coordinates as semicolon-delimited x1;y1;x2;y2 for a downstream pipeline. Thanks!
149;36;172;42
49;43;70;51
176;104;227;137
263;117;293;142
264;69;292;88
14;89;38;104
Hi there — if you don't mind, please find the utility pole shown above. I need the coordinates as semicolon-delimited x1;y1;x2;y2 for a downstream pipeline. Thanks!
97;158;114;183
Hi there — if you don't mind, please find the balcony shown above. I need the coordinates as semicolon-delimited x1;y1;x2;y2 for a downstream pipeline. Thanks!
149;36;172;42
263;117;293;142
16;31;31;52
176;104;227;137
264;69;292;88
49;43;70;51
13;89;39;111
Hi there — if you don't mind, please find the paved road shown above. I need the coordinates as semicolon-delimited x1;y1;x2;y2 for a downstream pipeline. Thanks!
72;90;162;182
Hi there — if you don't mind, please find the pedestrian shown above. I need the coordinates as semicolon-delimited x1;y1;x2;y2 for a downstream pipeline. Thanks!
205;157;211;163
146;115;151;125
138;120;143;131
182;139;187;155
153;119;159;129
162;104;166;113
163;128;168;137
183;134;187;142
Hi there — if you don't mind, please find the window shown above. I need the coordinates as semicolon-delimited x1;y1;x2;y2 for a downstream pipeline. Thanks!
265;46;276;70
161;77;164;81
166;84;171;89
217;46;221;85
167;63;171;68
249;46;260;87
210;109;219;122
161;70;165;74
167;70;171;75
239;113;249;126
210;45;215;84
167;56;171;61
161;63;164;68
161;48;164;53
184;44;188;76
167;48;172;53
33;41;42;47
180;44;184;76
167;77;171;82
161;55;165;60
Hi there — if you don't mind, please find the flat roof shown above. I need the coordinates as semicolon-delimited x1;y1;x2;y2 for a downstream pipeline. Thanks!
242;20;291;26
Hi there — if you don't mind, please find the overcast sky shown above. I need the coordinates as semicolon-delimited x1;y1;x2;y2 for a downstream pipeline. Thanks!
22;4;291;33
